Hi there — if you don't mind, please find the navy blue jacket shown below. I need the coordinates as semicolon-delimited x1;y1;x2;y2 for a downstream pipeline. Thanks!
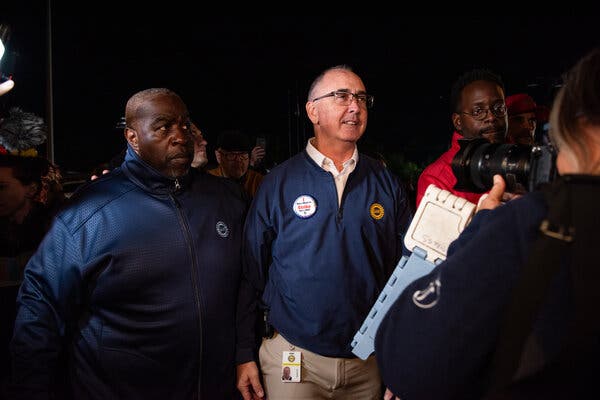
10;147;253;399
244;151;412;358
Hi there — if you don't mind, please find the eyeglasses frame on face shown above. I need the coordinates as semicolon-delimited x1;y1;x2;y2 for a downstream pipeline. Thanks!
218;150;250;161
459;103;507;121
311;90;375;109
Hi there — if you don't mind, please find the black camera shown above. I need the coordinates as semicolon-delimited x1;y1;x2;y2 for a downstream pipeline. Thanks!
452;138;557;193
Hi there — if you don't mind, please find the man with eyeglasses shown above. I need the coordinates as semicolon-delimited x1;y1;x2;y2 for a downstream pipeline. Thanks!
236;65;412;399
415;69;508;208
207;129;264;199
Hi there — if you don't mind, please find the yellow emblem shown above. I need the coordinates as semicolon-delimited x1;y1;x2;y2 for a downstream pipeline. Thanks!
370;203;384;220
288;354;295;362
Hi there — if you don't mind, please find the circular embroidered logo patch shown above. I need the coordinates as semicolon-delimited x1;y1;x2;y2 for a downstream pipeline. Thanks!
216;221;229;238
370;203;384;220
293;195;317;219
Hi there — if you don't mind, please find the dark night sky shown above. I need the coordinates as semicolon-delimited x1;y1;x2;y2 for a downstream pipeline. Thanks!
2;9;599;177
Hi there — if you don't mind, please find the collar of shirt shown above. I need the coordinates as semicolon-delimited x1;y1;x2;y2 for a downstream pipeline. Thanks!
306;137;359;176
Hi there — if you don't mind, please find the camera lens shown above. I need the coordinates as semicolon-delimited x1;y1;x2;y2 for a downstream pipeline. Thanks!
452;138;534;193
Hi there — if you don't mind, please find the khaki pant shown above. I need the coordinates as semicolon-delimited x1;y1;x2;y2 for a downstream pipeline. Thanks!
259;332;382;399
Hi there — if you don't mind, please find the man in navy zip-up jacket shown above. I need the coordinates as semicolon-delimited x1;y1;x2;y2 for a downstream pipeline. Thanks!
237;65;412;400
9;88;255;399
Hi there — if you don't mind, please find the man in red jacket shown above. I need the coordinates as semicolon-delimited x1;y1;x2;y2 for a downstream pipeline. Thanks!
416;69;508;208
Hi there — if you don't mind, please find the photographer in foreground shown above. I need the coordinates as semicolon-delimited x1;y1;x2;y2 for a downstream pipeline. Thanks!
375;47;600;400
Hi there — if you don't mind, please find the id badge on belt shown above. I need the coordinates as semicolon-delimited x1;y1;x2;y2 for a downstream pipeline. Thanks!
281;351;301;382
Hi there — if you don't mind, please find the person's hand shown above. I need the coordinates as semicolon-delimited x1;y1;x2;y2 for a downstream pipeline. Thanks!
476;174;517;212
384;387;401;400
236;361;264;400
250;145;266;167
90;169;110;181
0;78;15;96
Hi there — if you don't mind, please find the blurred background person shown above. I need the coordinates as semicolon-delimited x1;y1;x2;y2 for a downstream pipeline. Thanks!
506;93;539;145
207;129;264;199
0;107;63;282
0;154;61;281
0;107;63;395
190;122;208;169
249;137;267;174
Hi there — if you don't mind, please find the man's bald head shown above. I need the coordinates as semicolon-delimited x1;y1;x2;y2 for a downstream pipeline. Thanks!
125;88;184;128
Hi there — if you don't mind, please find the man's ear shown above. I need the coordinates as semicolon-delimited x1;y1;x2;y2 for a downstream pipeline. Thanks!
215;149;222;164
125;128;138;152
306;101;319;124
452;113;462;133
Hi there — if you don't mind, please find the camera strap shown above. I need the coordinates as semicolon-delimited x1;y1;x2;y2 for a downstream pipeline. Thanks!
485;175;600;396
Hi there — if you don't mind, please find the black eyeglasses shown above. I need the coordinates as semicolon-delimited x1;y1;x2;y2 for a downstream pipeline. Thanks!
460;103;507;121
219;150;249;161
312;90;374;109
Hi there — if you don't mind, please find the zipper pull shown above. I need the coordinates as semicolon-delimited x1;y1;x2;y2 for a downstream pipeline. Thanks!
174;178;181;191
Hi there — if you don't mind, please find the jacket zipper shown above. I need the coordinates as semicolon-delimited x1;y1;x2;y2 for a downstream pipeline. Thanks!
171;193;203;398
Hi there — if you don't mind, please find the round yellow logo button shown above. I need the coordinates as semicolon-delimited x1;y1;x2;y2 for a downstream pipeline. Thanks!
370;203;384;220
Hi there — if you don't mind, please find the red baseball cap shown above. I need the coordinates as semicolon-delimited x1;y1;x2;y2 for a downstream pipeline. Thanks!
506;93;538;116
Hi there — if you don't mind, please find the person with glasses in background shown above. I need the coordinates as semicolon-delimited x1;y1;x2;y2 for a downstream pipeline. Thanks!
207;129;264;200
415;69;508;208
236;65;412;400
